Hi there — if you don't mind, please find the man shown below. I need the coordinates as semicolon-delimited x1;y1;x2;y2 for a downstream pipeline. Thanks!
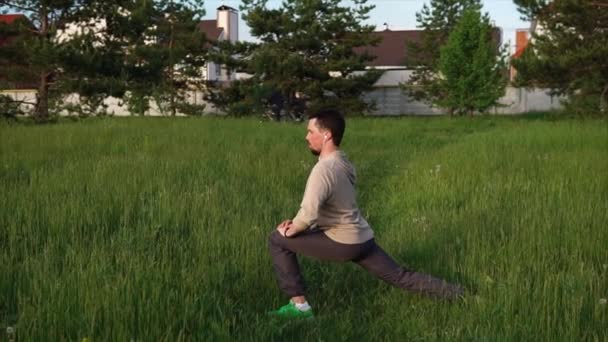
268;109;464;318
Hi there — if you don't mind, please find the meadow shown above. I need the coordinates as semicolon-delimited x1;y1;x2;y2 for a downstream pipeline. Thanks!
0;115;607;341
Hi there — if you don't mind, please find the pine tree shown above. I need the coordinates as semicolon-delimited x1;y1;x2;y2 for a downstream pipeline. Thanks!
65;0;209;116
206;0;381;120
149;0;207;116
512;0;549;21
0;0;86;121
1;0;209;118
512;0;608;114
402;0;482;114
436;8;507;116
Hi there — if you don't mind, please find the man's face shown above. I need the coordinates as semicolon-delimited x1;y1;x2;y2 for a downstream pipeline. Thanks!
306;118;326;156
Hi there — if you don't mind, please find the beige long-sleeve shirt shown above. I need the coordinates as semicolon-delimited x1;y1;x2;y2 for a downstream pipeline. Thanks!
291;150;374;244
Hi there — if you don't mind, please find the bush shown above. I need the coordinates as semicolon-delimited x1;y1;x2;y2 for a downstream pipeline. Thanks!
0;94;25;119
562;94;606;118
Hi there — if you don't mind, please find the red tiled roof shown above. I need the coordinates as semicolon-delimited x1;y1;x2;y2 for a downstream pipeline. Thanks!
198;20;223;41
357;28;503;67
0;14;26;24
355;30;423;67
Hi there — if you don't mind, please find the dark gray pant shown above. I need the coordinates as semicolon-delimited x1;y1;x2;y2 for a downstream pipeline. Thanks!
268;229;464;299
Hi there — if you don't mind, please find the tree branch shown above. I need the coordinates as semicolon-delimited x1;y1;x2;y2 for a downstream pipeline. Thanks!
0;1;37;13
590;2;608;7
2;98;36;106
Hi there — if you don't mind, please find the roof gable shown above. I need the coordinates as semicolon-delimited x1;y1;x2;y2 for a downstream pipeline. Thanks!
0;14;27;25
356;30;423;67
198;20;223;41
357;28;503;68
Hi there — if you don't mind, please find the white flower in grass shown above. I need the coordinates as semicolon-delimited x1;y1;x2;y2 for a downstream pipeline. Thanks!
6;326;15;341
600;298;607;305
429;164;441;177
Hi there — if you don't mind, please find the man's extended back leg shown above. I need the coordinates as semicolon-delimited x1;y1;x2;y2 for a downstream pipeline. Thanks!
353;242;464;300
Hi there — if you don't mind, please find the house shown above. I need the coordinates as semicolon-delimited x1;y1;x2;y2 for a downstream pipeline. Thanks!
0;14;37;90
352;29;438;115
356;26;559;115
0;13;26;45
198;5;239;84
506;13;563;113
358;28;503;115
1;6;239;116
509;28;530;81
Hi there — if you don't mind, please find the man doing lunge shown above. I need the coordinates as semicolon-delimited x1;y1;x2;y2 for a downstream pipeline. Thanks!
268;109;464;318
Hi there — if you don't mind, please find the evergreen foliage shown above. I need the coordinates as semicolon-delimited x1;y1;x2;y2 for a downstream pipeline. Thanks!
512;0;608;114
436;8;508;116
0;0;85;121
0;0;209;119
206;0;381;120
402;0;483;111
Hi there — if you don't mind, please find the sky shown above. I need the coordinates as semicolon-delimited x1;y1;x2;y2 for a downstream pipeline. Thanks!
202;0;530;53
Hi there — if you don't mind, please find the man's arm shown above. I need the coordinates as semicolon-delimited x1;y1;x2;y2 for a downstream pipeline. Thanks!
288;164;333;236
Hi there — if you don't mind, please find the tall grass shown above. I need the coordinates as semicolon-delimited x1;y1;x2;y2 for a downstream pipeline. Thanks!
1;116;606;340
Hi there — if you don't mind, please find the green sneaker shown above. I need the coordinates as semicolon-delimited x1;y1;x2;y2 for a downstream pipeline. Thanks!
268;301;314;319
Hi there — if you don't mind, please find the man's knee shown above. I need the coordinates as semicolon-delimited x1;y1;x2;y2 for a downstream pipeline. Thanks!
268;229;284;247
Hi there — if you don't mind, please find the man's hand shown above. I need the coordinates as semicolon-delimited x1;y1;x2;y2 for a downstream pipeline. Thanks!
276;219;294;237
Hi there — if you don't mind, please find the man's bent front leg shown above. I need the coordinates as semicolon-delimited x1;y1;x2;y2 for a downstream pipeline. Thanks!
268;230;307;297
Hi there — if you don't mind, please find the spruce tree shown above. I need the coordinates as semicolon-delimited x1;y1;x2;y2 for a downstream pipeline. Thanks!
512;0;608;114
64;0;208;116
436;8;507;116
402;0;482;115
206;0;381;120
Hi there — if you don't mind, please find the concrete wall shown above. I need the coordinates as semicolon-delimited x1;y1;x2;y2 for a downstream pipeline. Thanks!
1;90;223;116
492;87;563;114
363;86;563;116
363;87;443;115
357;69;563;115
2;86;563;117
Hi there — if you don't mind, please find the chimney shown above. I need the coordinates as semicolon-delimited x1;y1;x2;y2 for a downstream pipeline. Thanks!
217;5;238;42
515;29;529;53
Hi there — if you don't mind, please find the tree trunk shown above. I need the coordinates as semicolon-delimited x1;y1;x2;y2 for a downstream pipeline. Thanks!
601;84;608;114
34;72;49;121
169;16;176;116
34;6;50;122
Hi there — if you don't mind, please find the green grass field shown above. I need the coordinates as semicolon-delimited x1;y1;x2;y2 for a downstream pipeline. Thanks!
1;116;607;341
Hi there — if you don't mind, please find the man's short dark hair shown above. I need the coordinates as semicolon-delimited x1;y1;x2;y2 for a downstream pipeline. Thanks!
309;109;345;146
